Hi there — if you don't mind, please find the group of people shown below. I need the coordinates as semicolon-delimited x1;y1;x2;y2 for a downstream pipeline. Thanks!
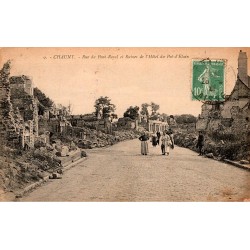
139;130;174;156
139;130;205;157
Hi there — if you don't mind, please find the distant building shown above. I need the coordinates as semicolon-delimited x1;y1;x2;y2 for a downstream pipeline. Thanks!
148;120;169;133
67;115;87;127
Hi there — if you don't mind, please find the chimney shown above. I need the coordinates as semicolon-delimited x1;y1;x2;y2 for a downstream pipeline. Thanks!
238;50;248;85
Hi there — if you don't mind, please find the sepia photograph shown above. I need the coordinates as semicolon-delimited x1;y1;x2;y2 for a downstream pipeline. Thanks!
0;47;249;202
1;2;250;250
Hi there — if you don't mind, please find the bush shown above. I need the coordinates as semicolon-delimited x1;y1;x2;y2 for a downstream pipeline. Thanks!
175;114;197;124
174;130;248;161
209;131;236;142
216;143;243;160
34;140;46;148
33;149;61;169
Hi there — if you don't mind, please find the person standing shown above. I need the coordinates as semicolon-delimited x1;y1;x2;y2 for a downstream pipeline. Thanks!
139;132;149;155
156;131;161;145
151;133;158;147
160;133;166;155
161;131;173;156
196;131;204;156
168;129;175;150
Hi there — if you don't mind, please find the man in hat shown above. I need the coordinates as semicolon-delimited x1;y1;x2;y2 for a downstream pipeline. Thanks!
196;131;204;156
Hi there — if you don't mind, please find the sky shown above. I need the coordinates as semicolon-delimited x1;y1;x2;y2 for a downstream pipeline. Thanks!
1;47;250;117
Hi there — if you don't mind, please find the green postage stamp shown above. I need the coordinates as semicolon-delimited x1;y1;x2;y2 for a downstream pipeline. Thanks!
192;59;225;101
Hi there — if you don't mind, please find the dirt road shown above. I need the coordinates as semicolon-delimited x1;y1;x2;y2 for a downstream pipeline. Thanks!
21;139;250;201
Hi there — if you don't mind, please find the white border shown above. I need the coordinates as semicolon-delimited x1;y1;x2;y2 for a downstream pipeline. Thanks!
1;1;250;250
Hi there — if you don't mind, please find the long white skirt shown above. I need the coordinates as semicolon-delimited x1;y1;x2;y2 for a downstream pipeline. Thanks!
141;141;148;155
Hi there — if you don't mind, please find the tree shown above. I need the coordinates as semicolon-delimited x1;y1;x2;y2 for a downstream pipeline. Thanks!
94;96;116;120
140;103;150;120
34;87;54;108
150;102;160;116
123;106;140;120
140;102;160;121
150;112;161;120
161;113;168;122
110;113;118;122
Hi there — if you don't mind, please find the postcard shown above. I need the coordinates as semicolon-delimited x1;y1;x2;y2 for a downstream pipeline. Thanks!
0;47;249;201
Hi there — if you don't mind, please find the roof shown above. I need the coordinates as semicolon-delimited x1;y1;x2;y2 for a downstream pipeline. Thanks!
238;76;250;90
228;77;250;99
148;119;168;125
242;102;250;110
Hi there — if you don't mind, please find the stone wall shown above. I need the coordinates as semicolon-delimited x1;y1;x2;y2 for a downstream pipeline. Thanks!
10;82;39;148
9;75;34;96
207;119;221;131
0;61;22;148
11;88;34;120
0;62;39;149
221;99;249;118
196;118;208;131
199;103;212;118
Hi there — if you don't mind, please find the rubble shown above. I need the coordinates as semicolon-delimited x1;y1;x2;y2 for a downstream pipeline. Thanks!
81;151;87;157
61;146;69;156
240;160;250;165
0;60;142;200
49;173;62;179
75;129;139;149
206;153;214;159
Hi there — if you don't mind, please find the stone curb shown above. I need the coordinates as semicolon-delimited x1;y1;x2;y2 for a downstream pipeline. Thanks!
62;157;87;172
184;147;250;172
224;159;250;171
15;156;87;199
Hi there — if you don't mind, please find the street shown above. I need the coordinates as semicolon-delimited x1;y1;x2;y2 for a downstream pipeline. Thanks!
22;139;250;201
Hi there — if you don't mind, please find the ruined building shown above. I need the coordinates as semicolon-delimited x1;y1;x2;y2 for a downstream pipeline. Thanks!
10;75;39;138
0;62;39;149
196;50;250;134
0;61;22;148
9;75;34;95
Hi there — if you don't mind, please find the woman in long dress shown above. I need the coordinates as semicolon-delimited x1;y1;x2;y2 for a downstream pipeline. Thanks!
168;129;175;149
139;132;149;155
161;131;173;155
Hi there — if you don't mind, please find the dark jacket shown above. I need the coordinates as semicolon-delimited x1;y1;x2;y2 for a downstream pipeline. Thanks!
197;134;204;147
139;135;149;141
156;132;161;138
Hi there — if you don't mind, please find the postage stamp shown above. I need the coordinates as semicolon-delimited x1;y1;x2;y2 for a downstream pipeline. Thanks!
192;59;225;101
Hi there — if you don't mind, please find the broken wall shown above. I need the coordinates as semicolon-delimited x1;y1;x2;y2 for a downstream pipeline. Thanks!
0;61;22;148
